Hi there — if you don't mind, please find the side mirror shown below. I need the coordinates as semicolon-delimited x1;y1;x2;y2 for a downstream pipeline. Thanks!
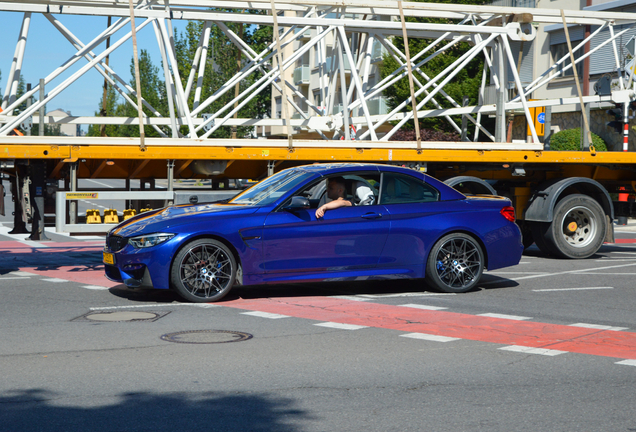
284;196;310;211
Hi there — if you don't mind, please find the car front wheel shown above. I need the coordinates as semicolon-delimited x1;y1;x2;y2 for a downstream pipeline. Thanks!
425;233;484;293
170;239;237;303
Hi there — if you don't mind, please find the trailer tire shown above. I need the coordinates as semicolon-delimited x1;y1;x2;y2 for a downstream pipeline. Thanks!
529;222;558;256
544;194;606;259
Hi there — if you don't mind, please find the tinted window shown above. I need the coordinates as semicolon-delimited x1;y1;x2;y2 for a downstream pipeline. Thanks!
379;173;439;205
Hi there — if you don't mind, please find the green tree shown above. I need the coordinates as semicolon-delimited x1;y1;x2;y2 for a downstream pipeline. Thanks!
87;76;120;137
380;0;489;135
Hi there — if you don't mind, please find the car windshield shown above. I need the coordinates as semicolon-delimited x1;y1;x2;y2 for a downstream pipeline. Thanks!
229;169;314;206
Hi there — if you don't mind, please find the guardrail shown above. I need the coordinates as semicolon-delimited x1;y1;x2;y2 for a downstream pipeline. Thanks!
55;191;174;234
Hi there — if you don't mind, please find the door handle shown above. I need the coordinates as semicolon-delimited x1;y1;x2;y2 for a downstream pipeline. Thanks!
361;212;382;219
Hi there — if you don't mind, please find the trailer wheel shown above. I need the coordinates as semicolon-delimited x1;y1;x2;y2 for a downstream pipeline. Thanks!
529;222;558;256
544;194;606;259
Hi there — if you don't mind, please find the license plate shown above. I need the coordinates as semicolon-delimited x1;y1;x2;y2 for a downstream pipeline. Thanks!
103;252;115;265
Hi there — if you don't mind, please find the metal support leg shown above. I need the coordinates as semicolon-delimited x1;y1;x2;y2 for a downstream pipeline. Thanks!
69;162;78;225
166;159;174;206
8;169;28;234
28;161;49;241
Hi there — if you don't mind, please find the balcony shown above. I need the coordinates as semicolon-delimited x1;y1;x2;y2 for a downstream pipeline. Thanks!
371;40;387;63
322;56;352;73
363;97;389;116
294;27;312;39
293;65;310;85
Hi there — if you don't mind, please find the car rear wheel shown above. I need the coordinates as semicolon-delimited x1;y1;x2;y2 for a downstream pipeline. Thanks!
170;239;237;303
425;233;484;293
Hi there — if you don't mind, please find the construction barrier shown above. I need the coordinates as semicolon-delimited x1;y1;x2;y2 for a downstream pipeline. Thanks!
86;209;102;224
104;209;119;224
123;209;136;220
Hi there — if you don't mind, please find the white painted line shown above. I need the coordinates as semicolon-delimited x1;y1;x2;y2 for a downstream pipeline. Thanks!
478;313;532;321
482;262;636;285
594;258;636;262
82;285;111;290
612;251;636;255
89;303;218;310
400;333;460;342
533;287;613;292
485;271;548;275
569;323;629;331
314;322;368;330
499;345;566;356
0;277;31;280
574;272;636;275
399;303;448;311
241;311;289;319
7;271;34;277
41;278;68;283
616;359;636;367
330;295;372;302
360;292;456;298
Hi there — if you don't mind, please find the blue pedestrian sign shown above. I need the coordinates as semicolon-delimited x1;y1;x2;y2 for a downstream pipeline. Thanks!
537;112;545;124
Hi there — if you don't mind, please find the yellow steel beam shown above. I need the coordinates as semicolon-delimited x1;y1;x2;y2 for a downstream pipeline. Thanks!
3;144;636;165
1;145;70;159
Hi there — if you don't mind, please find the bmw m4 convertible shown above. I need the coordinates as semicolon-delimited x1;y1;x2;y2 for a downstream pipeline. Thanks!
104;163;523;302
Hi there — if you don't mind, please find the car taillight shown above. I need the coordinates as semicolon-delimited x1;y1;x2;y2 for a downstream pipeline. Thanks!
500;206;516;222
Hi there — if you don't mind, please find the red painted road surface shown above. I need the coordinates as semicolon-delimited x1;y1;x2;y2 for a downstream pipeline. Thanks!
221;297;636;360
2;240;636;360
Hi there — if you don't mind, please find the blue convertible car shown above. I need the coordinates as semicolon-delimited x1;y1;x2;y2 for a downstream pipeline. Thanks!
104;163;523;302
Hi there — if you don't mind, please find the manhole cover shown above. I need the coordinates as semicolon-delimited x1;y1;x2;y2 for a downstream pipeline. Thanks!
160;330;253;344
73;310;170;322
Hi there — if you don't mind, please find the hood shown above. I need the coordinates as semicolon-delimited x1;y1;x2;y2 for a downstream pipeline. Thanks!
110;203;258;237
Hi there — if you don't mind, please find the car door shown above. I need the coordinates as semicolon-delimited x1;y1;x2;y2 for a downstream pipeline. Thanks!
261;174;390;274
378;172;450;269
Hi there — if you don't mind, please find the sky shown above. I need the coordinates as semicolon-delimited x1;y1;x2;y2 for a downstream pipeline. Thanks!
0;11;186;123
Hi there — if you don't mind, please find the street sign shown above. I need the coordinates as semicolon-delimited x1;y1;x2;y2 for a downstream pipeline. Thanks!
538;112;545;124
527;102;545;136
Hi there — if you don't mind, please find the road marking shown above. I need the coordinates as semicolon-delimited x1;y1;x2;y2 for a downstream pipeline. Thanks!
499;345;567;356
569;323;629;331
594;258;636;262
399;304;448;311
616;359;636;366
329;295;371;302
82;285;111;290
533;287;613;292
7;271;34;277
481;262;636;285
612;251;636;255
400;333;460;342
41;278;68;283
478;313;532;321
574;272;636;275
486;271;548;275
241;311;289;319
221;297;636;360
360;292;456;298
0;277;31;280
314;322;368;330
89;303;218;311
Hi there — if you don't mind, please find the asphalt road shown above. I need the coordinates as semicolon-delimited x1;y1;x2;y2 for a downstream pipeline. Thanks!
1;216;636;431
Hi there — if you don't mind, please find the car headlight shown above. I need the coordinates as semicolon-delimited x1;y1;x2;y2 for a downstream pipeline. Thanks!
128;233;175;249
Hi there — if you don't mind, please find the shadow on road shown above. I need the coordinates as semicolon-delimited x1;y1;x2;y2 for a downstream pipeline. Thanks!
0;389;309;432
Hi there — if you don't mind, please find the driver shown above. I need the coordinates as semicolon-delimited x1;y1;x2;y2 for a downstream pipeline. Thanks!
315;176;352;218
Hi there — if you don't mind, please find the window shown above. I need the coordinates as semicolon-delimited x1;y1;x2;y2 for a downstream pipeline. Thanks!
550;42;583;78
379;173;439;205
275;97;282;118
291;172;381;209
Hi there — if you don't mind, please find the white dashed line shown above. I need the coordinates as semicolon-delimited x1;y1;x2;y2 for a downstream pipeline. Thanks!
399;303;448;311
330;295;372;302
360;292;456;298
478;313;532;321
7;271;34;277
400;333;460;342
0;277;31;280
499;345;566;356
569;323;629;331
241;311;289;319
89;303;218;310
533;287;613;292
616;359;636;367
314;322;368;330
41;278;68;283
82;285;111;290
